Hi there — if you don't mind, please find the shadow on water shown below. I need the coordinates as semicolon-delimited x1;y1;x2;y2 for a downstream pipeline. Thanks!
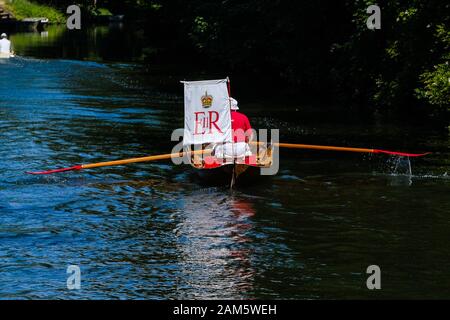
0;25;450;299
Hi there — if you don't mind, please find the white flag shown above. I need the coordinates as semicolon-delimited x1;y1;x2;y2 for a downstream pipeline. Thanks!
182;79;232;146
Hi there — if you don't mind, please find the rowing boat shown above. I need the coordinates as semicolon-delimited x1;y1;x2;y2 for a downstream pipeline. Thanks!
25;77;431;180
189;144;273;186
181;78;276;186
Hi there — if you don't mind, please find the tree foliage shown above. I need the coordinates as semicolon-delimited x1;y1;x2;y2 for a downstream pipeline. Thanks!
31;0;450;120
415;24;450;110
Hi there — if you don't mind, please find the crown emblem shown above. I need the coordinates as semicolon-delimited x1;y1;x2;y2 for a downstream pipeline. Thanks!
201;91;213;108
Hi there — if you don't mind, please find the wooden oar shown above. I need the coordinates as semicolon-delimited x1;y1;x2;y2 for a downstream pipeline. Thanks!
26;149;212;175
27;141;429;175
251;141;430;157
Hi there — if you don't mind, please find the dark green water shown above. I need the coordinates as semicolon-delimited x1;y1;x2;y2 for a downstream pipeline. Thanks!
1;26;449;299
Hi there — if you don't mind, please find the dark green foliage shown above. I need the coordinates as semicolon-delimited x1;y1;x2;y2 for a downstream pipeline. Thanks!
415;24;450;110
5;0;66;22
30;0;450;121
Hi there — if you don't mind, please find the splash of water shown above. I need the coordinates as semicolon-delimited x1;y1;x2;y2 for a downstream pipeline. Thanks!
393;156;412;175
387;156;412;186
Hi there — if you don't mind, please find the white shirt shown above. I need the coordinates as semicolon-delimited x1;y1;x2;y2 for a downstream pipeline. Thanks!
0;38;11;54
213;142;252;159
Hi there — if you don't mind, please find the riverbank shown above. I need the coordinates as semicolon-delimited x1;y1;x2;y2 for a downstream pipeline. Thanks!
0;1;13;20
2;0;116;26
3;0;64;23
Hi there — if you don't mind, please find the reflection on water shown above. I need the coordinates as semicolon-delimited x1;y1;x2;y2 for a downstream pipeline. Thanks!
0;28;450;299
175;193;257;299
10;24;147;62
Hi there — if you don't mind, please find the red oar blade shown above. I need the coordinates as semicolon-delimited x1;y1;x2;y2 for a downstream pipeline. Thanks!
26;165;83;175
374;150;431;157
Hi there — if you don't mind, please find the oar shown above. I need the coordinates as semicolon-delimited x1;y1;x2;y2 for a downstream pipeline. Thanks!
26;149;212;175
27;142;429;175
251;142;430;157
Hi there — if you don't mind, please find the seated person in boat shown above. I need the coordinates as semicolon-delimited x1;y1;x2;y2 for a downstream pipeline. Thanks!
214;97;253;159
0;33;12;57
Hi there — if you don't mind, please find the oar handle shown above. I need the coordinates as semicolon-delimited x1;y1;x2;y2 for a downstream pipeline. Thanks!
83;149;213;169
250;141;429;157
82;152;183;169
250;141;374;153
27;149;212;175
275;142;374;154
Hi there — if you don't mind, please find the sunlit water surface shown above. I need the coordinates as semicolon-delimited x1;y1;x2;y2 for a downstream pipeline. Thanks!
0;27;449;299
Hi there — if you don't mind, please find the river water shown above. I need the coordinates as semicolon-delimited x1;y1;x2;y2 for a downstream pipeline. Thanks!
1;26;449;299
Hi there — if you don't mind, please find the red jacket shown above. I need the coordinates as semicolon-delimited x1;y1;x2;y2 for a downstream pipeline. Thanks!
231;111;252;142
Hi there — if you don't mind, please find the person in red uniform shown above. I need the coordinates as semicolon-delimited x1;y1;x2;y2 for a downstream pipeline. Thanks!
211;97;253;159
230;97;253;143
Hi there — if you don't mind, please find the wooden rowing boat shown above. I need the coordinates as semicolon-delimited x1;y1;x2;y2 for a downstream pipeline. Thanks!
189;144;273;186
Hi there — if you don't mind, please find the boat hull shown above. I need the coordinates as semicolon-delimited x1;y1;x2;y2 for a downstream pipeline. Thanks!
188;143;273;187
194;163;266;186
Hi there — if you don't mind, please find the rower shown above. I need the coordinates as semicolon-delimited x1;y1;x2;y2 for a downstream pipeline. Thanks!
213;97;253;159
0;33;12;57
230;97;253;144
